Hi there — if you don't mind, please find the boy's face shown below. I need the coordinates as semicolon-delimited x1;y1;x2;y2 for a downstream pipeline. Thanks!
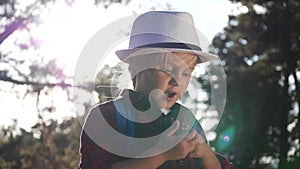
135;52;197;109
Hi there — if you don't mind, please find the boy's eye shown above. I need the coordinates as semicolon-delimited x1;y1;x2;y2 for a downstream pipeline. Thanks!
183;73;191;77
182;69;192;77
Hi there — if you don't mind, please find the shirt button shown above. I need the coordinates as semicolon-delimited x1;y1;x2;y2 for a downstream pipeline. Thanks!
179;159;184;166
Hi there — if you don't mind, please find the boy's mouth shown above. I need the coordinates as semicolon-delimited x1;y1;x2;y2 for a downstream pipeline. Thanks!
165;90;177;100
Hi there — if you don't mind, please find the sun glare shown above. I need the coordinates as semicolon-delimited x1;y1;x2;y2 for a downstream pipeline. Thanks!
30;0;132;76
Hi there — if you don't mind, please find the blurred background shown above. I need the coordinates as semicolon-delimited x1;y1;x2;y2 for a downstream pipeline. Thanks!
0;0;299;168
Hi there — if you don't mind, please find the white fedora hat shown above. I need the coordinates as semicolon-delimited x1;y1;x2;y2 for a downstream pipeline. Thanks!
115;11;218;63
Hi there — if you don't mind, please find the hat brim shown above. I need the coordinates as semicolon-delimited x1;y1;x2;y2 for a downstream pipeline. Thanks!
115;47;219;63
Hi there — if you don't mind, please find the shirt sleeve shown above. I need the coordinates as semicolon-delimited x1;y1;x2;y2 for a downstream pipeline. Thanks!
79;131;122;169
215;153;233;169
78;104;125;169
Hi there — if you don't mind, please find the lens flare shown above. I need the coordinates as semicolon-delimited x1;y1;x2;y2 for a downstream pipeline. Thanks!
217;126;235;151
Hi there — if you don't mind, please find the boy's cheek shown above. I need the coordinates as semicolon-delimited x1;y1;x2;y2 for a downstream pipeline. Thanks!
152;77;170;89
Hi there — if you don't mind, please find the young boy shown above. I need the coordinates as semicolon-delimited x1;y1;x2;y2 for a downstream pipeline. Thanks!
79;11;232;169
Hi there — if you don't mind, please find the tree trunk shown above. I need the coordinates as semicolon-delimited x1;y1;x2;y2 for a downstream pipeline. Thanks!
278;72;289;169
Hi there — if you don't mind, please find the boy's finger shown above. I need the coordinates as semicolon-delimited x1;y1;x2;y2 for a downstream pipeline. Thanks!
166;120;180;136
184;130;197;141
189;151;198;158
199;134;206;144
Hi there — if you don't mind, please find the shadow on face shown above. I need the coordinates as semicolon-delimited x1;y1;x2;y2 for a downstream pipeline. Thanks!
132;52;198;109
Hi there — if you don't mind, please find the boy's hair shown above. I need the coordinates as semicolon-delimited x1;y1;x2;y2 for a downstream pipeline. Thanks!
128;52;198;89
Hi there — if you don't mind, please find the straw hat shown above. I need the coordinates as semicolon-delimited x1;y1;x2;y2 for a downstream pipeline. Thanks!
115;11;218;63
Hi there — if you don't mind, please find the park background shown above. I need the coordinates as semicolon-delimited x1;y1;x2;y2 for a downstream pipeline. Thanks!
0;0;299;168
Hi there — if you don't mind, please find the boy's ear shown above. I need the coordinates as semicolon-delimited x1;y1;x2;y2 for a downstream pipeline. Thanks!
196;55;202;64
132;76;136;89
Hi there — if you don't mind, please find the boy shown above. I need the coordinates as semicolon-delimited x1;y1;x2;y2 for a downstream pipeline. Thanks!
79;11;232;169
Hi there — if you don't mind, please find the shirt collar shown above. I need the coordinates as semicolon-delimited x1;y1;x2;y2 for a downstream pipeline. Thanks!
118;89;174;115
118;89;151;111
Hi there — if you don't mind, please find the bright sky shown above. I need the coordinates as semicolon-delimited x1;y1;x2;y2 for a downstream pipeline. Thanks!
0;0;236;131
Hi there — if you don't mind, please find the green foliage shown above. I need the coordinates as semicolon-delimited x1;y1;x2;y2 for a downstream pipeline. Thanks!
211;0;300;168
0;156;14;169
0;118;81;169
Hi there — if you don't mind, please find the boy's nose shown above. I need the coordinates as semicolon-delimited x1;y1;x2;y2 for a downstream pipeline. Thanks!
169;78;178;86
168;75;182;86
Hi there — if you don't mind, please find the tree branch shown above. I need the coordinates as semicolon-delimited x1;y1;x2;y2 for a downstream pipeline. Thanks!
0;18;26;44
0;75;92;91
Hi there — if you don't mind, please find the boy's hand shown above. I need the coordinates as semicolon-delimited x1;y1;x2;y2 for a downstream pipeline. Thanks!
189;140;209;158
189;135;222;169
163;121;201;160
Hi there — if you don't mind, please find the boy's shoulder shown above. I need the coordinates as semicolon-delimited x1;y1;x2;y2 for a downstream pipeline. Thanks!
88;99;117;117
89;96;131;116
173;102;194;114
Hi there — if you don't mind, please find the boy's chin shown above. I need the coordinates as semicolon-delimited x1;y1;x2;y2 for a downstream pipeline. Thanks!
164;102;176;110
153;97;175;110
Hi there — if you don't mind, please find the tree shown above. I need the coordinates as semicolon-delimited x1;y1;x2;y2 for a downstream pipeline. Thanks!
0;0;131;168
95;64;123;102
211;0;300;168
0;117;82;169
